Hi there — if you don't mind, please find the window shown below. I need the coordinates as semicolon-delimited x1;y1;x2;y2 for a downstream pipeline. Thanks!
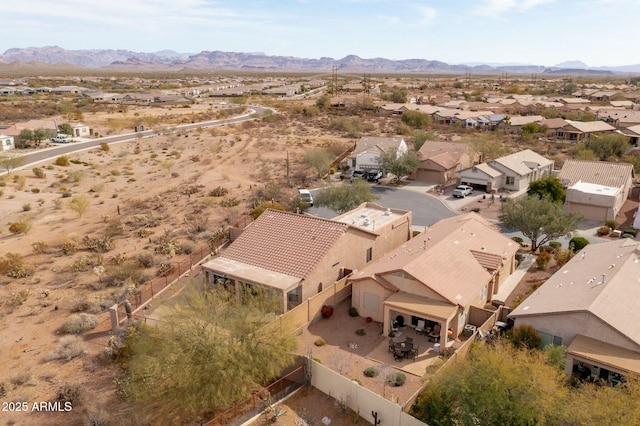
506;176;515;185
366;247;373;263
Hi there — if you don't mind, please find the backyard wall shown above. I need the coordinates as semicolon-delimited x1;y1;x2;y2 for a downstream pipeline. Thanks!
311;360;427;426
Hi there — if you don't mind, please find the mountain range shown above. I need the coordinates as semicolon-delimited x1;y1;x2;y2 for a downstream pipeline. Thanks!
1;46;639;75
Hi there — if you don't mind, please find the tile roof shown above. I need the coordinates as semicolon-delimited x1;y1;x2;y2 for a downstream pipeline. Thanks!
491;149;553;176
558;160;633;188
562;120;616;133
220;209;349;279
351;213;518;307
506;115;545;126
539;118;568;129
510;239;640;345
417;140;468;167
352;136;405;156
567;334;640;375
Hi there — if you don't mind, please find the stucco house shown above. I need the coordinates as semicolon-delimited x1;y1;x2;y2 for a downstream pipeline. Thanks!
412;140;476;184
202;204;412;313
457;149;554;193
0;134;15;151
558;160;634;221
72;123;91;138
348;213;519;345
556;120;617;142
349;136;408;172
509;239;640;385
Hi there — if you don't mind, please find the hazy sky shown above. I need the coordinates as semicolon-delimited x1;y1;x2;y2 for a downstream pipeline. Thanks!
3;0;638;67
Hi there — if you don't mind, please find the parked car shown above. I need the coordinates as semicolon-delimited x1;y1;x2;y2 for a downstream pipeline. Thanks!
51;135;72;143
452;185;473;198
350;170;365;182
366;170;383;183
298;188;314;206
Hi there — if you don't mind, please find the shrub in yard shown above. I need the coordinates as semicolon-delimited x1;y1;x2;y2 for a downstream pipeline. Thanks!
605;219;619;230
100;142;110;152
60;313;99;334
314;338;326;346
364;367;379;377
510;325;542;350
622;233;635;239
356;328;366;336
33;167;46;178
387;372;406;386
549;241;562;252
46;336;87;362
597;226;611;236
55;156;70;166
9;220;32;234
535;251;551;270
511;236;524;246
348;306;359;317
623;227;638;237
569;236;590;252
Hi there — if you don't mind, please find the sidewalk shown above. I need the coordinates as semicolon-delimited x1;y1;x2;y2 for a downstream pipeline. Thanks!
492;253;535;304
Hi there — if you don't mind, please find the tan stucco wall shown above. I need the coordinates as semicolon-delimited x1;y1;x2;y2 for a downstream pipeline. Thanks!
352;279;394;323
382;274;448;302
513;312;640;353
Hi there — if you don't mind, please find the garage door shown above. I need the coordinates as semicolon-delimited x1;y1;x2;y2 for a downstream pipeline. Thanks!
415;169;442;183
460;180;487;192
568;203;608;221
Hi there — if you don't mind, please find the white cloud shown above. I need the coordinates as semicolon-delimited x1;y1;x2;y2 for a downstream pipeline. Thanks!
475;0;554;17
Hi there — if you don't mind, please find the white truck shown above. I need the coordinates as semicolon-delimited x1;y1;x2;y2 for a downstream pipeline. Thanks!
51;134;72;143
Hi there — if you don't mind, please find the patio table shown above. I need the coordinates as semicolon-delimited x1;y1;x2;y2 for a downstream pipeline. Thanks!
394;342;413;358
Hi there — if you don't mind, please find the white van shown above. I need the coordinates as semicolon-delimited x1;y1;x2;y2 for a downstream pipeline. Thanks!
298;189;314;206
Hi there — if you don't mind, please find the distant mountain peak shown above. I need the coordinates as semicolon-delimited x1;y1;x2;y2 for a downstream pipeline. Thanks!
554;60;588;69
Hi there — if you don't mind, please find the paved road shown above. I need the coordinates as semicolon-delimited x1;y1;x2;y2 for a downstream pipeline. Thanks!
307;184;457;227
15;106;272;168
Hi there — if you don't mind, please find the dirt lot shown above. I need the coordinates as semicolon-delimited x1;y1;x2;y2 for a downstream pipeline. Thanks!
0;103;364;425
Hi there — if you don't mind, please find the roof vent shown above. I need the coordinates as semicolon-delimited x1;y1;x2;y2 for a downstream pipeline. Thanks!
384;208;391;216
363;219;370;226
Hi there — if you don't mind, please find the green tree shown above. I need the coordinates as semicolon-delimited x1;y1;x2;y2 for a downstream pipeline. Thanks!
0;152;26;174
315;94;330;110
401;110;432;129
570;143;599;161
413;130;435;151
528;176;566;203
388;88;408;103
303;149;333;180
68;195;90;218
499;196;581;252
314;179;377;214
18;129;34;148
33;128;51;146
410;340;567;426
120;284;296;421
468;134;507;162
377;147;420;182
58;123;73;136
585;133;630;160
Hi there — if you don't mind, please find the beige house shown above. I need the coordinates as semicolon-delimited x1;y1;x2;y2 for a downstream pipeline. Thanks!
558;160;634;221
0;134;15;151
458;149;554;193
202;204;412;313
509;239;640;385
348;213;518;344
556;120;616;142
349;136;408;172
412;140;476;184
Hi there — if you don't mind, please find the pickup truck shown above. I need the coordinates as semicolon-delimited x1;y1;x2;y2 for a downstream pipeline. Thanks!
452;185;473;198
51;135;72;143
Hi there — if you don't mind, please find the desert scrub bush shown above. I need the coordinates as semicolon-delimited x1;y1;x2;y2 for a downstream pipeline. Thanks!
135;253;156;268
47;336;87;362
32;240;49;253
110;169;121;176
104;220;125;237
8;290;31;306
0;252;25;274
31;187;40;193
15;175;26;190
387;372;406;386
364;367;379;378
22;202;31;211
154;233;181;257
60;313;99;334
209;186;229;197
10;372;32;386
605;219;619;229
156;262;176;277
349;306;359;317
356;328;366;336
9;218;32;234
221;197;240;207
83;235;114;253
70;299;102;314
105;263;150;287
61;239;79;255
32;167;46;178
314;338;326;346
55;156;70;166
56;382;83;406
71;256;94;272
597;226;611;236
100;142;110;152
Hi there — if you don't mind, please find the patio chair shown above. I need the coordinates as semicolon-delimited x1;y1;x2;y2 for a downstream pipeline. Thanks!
388;338;395;353
405;337;413;345
393;348;404;362
410;346;419;361
415;320;426;335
